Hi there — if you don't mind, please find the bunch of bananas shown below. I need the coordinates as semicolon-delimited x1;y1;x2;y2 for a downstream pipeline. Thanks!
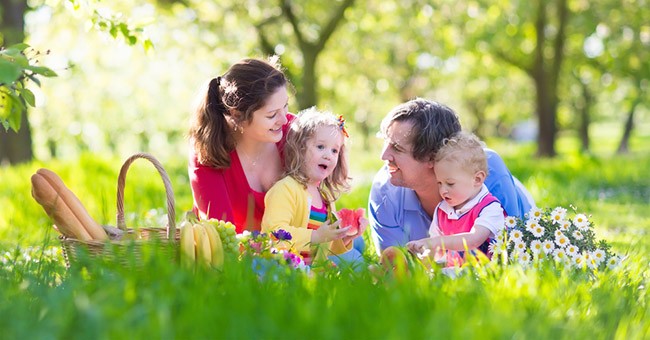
179;221;224;269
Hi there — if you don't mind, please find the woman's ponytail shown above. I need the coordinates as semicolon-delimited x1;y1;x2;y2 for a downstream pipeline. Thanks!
189;76;235;168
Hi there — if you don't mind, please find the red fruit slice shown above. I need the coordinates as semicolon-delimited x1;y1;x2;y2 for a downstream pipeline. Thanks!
337;208;365;236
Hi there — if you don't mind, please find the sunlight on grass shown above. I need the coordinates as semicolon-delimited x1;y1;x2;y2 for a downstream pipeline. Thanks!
0;136;648;338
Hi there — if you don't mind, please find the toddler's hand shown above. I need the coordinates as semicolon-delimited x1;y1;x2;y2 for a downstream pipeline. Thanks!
406;237;440;257
311;220;350;244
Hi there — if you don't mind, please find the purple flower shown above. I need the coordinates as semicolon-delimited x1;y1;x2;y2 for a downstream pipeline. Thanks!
272;229;292;241
283;252;303;267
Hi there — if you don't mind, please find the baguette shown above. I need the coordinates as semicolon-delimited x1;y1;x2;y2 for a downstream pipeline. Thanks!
35;169;108;240
31;173;93;241
31;169;108;241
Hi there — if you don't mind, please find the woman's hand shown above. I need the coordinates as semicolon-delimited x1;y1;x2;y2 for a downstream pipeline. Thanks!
311;220;350;244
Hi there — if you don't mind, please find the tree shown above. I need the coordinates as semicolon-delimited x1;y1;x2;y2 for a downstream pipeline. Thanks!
0;0;152;164
0;0;33;164
245;0;356;110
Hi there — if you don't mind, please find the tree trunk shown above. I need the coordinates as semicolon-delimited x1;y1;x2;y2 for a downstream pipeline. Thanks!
616;97;640;155
0;0;33;165
299;48;318;110
531;0;568;157
578;80;592;153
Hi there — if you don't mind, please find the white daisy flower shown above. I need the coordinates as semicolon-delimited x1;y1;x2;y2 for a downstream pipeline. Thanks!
586;256;599;269
572;230;584;241
519;252;531;265
531;225;545;238
555;234;569;248
525;219;539;233
552;206;567;217
592;249;606;264
553;248;567;262
572;253;586;269
566;244;579;257
554;230;564;238
496;231;507;243
542;240;555;254
550;207;567;224
510;229;524;243
513;240;527;253
573;214;589;230
505;216;518;229
530;240;543;254
607;255;621;269
560;220;571;231
488;242;502;256
528;207;543;221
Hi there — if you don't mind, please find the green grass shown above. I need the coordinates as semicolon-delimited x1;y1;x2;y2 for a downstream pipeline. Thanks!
1;138;649;339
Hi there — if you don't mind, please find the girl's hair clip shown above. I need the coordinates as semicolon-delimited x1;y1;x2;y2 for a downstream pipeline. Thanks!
337;115;349;138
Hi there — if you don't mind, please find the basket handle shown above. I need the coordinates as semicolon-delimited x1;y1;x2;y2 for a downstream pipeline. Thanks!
116;153;176;241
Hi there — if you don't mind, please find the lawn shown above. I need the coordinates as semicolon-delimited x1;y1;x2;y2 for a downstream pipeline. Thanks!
0;135;648;339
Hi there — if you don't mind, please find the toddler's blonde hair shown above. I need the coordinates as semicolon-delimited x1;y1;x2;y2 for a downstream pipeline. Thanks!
435;131;488;176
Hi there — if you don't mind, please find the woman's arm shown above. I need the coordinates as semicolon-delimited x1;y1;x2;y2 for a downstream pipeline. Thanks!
188;157;233;221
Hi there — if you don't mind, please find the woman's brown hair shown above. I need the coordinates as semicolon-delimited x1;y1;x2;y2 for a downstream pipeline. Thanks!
189;57;288;168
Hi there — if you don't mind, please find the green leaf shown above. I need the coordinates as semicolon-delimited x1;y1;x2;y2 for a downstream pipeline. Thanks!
7;92;24;131
20;88;35;107
109;25;118;38
0;58;23;84
24;65;58;77
26;73;41;87
6;43;30;51
143;39;154;52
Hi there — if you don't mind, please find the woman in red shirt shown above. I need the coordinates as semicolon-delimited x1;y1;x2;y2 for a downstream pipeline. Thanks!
188;58;295;233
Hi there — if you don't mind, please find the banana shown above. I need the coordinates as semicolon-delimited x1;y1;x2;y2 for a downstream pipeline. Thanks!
193;224;212;267
203;223;224;269
179;221;196;268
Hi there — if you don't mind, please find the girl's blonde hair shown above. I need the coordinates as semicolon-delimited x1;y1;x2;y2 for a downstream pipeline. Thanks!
435;131;488;176
283;107;350;204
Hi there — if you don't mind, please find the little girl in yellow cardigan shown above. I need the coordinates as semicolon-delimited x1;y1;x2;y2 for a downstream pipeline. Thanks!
261;108;366;265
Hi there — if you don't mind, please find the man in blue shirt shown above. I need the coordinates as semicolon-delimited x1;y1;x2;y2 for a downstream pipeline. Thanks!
368;99;534;255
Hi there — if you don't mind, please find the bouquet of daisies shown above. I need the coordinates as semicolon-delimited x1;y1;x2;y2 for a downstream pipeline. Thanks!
490;206;622;270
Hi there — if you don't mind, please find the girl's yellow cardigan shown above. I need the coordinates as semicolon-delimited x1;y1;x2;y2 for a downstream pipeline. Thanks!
261;176;351;256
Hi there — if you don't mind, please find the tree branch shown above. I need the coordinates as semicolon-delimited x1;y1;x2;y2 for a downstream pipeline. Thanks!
493;49;533;76
255;14;283;56
315;0;356;51
280;0;307;49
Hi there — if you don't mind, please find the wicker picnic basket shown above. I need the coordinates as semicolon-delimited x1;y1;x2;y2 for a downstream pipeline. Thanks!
59;153;180;268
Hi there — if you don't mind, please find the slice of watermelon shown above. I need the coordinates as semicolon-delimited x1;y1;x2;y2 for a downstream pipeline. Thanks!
337;208;365;236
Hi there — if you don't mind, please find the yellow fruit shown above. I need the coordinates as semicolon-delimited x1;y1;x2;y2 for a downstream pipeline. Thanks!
179;221;196;268
193;224;212;267
203;223;224;269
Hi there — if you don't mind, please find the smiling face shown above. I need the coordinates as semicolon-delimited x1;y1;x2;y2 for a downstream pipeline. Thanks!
240;86;289;143
303;125;344;185
380;120;434;190
434;159;484;209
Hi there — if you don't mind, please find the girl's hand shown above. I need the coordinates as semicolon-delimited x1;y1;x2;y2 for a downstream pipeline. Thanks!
311;220;350;244
342;217;369;246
